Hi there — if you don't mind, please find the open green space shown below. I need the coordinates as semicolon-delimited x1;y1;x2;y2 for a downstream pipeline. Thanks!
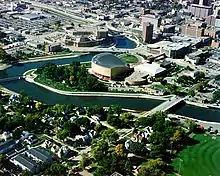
172;134;220;176
120;54;139;63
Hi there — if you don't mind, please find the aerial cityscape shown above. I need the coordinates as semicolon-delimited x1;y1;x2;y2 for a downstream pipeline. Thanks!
0;0;220;175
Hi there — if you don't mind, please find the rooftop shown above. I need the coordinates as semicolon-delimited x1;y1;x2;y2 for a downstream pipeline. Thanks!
27;147;51;162
13;154;37;171
92;53;128;68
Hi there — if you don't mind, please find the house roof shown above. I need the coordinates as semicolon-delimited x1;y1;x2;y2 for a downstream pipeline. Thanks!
27;147;51;162
0;139;15;153
13;154;37;172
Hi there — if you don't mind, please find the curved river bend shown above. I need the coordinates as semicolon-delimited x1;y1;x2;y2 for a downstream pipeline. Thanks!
0;39;220;123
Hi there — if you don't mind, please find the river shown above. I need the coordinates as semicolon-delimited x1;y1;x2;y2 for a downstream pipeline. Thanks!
1;38;220;123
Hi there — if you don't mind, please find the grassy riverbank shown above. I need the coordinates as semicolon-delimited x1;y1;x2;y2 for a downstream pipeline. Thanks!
171;134;220;176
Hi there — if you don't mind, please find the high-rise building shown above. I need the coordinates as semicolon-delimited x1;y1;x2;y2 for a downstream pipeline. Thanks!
193;0;211;6
141;14;161;30
142;22;153;43
188;4;213;18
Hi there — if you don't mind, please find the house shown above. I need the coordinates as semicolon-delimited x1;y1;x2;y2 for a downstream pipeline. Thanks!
91;114;102;121
26;147;52;164
57;146;70;158
111;172;123;176
2;131;12;141
11;154;39;174
0;139;16;154
76;107;86;115
24;135;38;145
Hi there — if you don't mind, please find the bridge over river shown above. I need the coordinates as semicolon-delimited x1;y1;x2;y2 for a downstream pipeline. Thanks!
0;76;24;83
143;96;186;116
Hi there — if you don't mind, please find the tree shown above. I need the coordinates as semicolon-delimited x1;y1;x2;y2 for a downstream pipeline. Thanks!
172;130;182;143
119;112;134;123
108;104;122;116
101;129;119;144
57;129;69;141
20;170;32;176
215;129;218;134
107;114;122;128
188;89;195;97
0;154;6;169
44;163;67;176
115;144;126;157
93;166;108;176
211;90;220;103
137;158;168;176
35;101;43;111
150;144;166;158
0;48;7;62
185;119;197;133
80;153;91;169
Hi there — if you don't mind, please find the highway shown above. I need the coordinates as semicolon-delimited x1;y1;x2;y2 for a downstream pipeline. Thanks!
22;0;97;24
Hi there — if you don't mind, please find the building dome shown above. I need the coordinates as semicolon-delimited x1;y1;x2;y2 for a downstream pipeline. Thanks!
92;53;128;68
91;53;131;80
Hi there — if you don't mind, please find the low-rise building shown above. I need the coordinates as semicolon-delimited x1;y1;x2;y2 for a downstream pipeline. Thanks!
11;154;39;174
0;139;16;154
45;43;61;53
161;42;191;58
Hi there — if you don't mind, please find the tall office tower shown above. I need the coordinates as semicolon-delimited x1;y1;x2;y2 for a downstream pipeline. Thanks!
142;14;161;30
142;22;153;43
193;0;211;6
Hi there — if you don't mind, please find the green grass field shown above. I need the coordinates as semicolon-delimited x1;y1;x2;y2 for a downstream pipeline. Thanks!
120;55;139;63
172;134;220;176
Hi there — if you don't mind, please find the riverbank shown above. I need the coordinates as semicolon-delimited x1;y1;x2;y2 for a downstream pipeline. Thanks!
24;72;169;100
19;53;89;64
0;53;89;71
0;64;12;71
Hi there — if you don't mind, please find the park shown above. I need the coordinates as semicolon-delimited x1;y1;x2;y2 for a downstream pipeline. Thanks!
172;134;220;176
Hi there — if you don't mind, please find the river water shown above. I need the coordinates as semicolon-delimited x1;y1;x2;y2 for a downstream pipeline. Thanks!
1;38;220;122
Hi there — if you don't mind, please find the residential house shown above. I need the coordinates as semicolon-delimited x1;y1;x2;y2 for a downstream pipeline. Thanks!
11;154;39;174
0;139;16;154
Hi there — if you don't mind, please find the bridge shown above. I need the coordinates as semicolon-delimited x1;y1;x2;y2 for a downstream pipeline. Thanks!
0;76;24;83
144;96;185;116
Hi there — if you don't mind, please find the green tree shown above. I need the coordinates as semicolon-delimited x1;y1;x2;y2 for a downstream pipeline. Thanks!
211;90;220;103
0;48;7;63
137;158;168;176
101;129;119;144
20;170;32;176
93;166;108;176
80;153;91;169
57;129;69;141
0;154;6;169
44;163;67;176
108;104;122;116
188;89;195;97
107;114;122;128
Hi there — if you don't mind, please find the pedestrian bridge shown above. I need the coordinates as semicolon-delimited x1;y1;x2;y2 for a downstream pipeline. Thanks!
0;76;24;83
144;96;185;116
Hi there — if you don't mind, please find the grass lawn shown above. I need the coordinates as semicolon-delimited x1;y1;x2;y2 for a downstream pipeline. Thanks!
172;134;220;176
120;54;139;63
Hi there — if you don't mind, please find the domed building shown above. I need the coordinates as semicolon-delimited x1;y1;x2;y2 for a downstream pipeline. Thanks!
91;53;131;80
